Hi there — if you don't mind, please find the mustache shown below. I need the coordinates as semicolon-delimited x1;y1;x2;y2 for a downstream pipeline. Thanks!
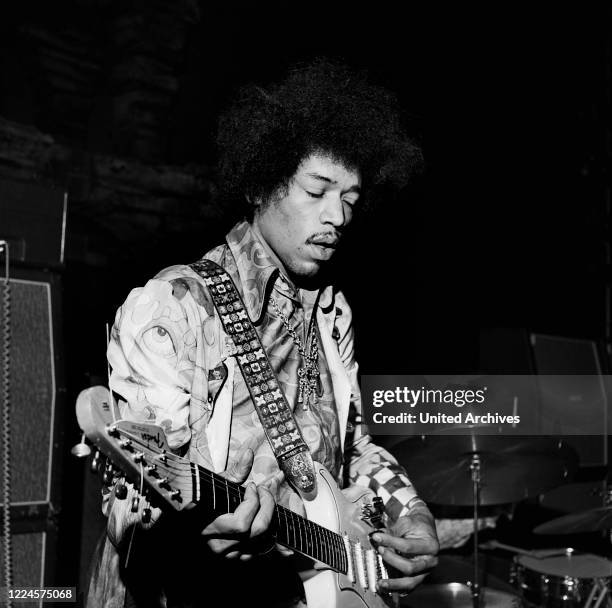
307;232;341;247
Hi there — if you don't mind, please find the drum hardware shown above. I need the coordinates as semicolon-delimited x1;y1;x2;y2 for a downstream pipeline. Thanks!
399;583;522;607
471;452;483;608
479;540;578;560
531;494;612;605
534;507;612;536
392;431;579;506
394;431;580;608
583;579;612;608
511;550;612;608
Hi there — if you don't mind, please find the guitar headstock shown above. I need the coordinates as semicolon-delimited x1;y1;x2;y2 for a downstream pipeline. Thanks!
76;386;194;511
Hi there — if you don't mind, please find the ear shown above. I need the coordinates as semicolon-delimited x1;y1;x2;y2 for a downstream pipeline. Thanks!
248;194;265;212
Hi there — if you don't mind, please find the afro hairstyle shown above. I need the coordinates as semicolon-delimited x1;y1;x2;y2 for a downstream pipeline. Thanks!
216;59;423;214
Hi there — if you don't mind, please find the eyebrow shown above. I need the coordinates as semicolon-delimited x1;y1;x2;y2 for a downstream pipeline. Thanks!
304;172;361;193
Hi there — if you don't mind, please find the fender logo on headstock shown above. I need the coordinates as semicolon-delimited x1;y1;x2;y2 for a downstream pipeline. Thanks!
141;432;163;449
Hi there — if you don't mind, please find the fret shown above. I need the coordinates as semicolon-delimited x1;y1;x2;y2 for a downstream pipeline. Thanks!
301;516;309;555
341;533;348;572
313;524;322;564
290;510;297;549
305;520;313;556
329;529;339;570
340;533;348;572
196;467;348;573
289;509;298;551
321;526;329;566
313;524;324;565
330;530;337;568
296;512;305;553
332;530;340;570
334;532;344;572
291;510;300;552
277;506;290;546
197;468;213;512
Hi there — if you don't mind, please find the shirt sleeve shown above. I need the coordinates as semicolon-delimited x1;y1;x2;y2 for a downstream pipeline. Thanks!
107;276;196;449
335;291;419;521
103;268;209;546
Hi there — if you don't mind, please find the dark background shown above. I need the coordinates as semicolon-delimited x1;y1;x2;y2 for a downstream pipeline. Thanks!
0;0;611;599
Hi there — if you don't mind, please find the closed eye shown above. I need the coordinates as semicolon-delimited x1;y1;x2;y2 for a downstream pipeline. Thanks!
306;191;324;199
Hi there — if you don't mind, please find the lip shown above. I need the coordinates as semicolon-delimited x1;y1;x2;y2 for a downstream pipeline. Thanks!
309;243;336;260
309;236;340;248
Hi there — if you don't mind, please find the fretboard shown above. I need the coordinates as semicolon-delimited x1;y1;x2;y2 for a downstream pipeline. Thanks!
196;463;349;573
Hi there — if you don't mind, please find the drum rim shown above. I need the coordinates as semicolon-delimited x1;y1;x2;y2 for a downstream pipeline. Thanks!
515;552;612;578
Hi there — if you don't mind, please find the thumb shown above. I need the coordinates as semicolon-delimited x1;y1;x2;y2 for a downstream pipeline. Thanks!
222;447;254;484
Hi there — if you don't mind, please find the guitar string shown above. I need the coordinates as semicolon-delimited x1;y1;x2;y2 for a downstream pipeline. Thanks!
124;461;144;569
105;324;118;425
115;430;350;573
163;459;348;573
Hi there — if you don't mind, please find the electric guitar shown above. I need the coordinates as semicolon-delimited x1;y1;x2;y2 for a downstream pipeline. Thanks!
76;386;399;608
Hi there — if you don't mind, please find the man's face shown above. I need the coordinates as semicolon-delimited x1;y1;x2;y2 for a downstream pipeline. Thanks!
252;153;361;283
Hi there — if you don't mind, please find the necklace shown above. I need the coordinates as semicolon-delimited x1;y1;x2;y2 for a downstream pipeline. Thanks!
270;295;320;410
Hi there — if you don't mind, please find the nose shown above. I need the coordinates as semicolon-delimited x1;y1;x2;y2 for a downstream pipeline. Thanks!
319;194;347;228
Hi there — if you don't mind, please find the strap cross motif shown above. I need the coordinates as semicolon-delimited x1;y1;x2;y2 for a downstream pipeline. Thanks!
190;259;317;498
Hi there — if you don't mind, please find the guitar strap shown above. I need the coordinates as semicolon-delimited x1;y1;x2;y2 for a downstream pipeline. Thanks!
190;259;317;499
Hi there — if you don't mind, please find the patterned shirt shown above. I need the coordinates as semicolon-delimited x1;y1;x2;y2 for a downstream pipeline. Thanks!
107;220;416;520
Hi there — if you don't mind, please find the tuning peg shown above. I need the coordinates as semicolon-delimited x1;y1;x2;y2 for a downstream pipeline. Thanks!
103;462;116;485
115;481;128;500
142;507;152;524
90;450;101;473
371;497;385;528
131;495;140;513
71;433;91;458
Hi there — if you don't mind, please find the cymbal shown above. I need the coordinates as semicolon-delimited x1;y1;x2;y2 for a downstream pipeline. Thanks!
400;583;520;608
392;431;578;506
534;507;612;535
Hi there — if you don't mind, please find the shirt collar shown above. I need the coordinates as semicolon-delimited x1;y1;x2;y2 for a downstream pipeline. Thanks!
226;220;335;322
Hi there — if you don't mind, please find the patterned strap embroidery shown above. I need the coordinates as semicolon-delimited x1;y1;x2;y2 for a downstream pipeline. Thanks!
190;259;317;498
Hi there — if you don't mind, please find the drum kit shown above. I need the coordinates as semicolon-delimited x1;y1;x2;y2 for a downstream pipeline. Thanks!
392;428;612;608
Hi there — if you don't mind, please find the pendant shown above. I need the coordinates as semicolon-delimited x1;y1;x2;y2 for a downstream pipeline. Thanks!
297;365;320;410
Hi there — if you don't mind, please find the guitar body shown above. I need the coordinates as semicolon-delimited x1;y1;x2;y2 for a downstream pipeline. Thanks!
301;463;393;608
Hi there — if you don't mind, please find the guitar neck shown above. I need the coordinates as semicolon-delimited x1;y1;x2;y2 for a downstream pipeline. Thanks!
74;394;348;575
196;464;348;573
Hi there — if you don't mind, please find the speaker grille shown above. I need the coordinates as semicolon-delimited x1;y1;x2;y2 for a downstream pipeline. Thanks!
0;533;45;588
0;279;55;503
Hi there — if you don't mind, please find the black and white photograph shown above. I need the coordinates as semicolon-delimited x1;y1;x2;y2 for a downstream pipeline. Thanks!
0;3;611;607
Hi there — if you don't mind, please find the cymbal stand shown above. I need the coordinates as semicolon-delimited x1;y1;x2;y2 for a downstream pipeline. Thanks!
583;578;612;608
470;453;482;608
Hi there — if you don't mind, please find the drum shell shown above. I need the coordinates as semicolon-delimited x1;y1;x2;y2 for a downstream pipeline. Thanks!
512;554;611;608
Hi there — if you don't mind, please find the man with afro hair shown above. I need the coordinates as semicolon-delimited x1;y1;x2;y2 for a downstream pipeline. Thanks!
88;59;438;608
